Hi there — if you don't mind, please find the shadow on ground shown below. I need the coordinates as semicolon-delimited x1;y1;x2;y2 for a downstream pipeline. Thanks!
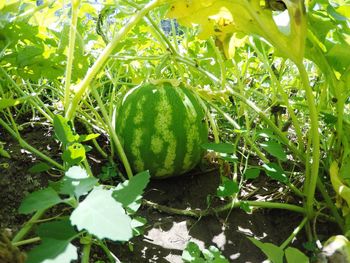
116;171;305;263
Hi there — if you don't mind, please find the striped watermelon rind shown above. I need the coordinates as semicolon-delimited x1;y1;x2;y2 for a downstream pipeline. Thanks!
115;81;208;178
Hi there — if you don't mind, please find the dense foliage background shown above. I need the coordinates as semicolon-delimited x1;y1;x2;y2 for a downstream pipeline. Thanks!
1;0;350;262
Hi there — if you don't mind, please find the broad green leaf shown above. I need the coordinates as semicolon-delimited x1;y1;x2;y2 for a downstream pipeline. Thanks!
18;187;62;214
53;115;78;145
325;41;350;73
113;170;150;210
285;247;309;263
70;186;133;241
0;98;21;110
65;166;88;180
202;143;235;153
26;240;77;263
218;152;238;163
50;177;98;199
78;133;100;142
262;163;289;184
260;141;287;161
28;162;52;173
244;168;260;180
248;237;284;263
62;143;86;165
16;45;43;66
216;177;239;197
36;219;77;240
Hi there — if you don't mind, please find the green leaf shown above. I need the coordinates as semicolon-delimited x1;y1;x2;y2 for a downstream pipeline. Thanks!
62;143;86;165
26;240;77;263
98;163;118;181
285;247;309;263
131;216;147;236
28;162;52;173
321;112;338;125
248;237;284;263
53;115;78;145
65;166;88;180
244;168;260;180
50;175;98;199
182;242;203;262
113;170;150;211
70;186;133;241
202;143;235;154
0;98;21;110
218;152;238;163
36;218;77;240
240;201;252;213
336;5;350;19
340;156;350;185
18;187;62;214
16;45;43;66
78;133;100;142
202;245;229;262
260;140;287;161
0;147;10;158
216;177;239;197
262;163;289;184
256;129;279;140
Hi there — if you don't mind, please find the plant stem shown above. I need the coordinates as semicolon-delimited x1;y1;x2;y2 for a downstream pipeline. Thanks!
207;100;269;163
81;120;108;158
13;237;41;247
11;0;54;22
90;88;133;179
65;0;161;120
208;38;226;88
0;68;54;122
227;85;305;162
297;62;320;220
280;217;308;249
251;41;304;149
143;199;305;218
316;177;344;231
0;118;64;170
12;210;46;243
64;0;80;112
81;235;92;263
95;240;120;262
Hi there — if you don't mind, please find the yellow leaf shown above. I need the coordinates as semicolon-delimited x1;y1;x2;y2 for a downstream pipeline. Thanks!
166;0;307;63
336;5;350;19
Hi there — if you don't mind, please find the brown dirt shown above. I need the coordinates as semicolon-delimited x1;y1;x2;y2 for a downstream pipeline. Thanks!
0;120;338;263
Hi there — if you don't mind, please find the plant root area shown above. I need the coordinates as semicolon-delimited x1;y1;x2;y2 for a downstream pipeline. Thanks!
0;124;337;262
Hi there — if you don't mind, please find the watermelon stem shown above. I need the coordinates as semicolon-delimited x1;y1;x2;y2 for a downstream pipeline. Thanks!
65;0;162;120
142;199;308;217
90;87;133;179
63;0;80;113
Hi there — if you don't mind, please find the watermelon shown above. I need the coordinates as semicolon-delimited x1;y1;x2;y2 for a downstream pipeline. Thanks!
115;81;208;178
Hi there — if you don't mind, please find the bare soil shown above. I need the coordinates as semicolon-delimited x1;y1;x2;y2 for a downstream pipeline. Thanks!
0;121;338;263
